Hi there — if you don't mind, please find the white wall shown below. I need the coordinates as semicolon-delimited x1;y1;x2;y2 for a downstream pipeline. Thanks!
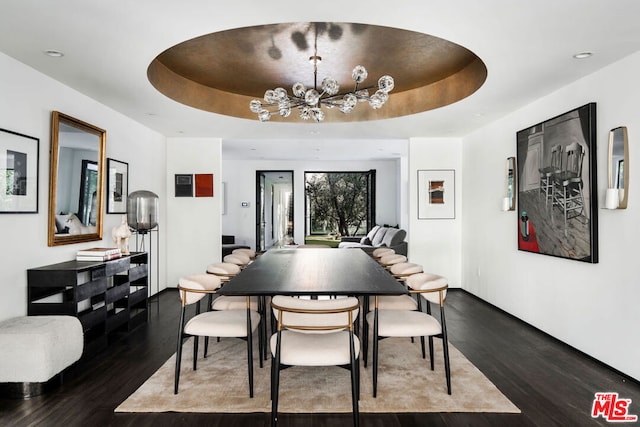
0;52;167;322
166;138;222;288
408;138;463;288
222;159;402;250
461;51;640;380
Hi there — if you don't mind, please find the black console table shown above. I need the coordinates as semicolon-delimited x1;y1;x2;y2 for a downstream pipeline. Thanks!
27;252;148;357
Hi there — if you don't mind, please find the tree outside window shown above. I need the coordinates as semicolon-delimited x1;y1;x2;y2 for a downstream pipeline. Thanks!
305;171;375;237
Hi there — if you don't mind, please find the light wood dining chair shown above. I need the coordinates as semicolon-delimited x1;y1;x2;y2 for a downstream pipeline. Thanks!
270;295;361;427
538;143;563;206
551;141;586;227
174;274;261;397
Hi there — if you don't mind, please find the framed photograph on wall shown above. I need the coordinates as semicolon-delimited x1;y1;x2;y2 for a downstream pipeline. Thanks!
516;102;598;263
107;158;128;213
0;128;39;213
417;169;455;219
175;174;193;197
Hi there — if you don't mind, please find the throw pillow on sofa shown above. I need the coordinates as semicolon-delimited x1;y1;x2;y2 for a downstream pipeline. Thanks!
371;227;388;247
381;228;406;248
360;226;379;245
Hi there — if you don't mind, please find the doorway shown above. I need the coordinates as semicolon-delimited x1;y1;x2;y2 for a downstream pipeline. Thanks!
256;171;294;251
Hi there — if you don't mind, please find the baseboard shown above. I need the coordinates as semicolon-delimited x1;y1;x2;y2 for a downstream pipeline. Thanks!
453;288;640;386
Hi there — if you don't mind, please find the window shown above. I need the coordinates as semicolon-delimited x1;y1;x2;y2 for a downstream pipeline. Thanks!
305;170;375;237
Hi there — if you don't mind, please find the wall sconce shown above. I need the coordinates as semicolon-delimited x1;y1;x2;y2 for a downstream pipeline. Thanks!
605;126;629;209
502;157;516;211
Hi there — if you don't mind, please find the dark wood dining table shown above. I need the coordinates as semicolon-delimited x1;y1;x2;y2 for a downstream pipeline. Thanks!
218;247;408;364
217;247;408;297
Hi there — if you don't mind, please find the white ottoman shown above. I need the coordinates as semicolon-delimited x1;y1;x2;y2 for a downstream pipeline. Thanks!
0;315;83;397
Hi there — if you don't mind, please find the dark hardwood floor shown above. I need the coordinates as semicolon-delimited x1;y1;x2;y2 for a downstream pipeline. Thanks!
1;289;638;426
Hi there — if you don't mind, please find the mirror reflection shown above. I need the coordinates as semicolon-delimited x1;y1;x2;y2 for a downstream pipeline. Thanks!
608;126;628;209
48;112;106;246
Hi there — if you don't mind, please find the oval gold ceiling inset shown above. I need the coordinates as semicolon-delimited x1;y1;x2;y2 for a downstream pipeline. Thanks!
148;22;487;123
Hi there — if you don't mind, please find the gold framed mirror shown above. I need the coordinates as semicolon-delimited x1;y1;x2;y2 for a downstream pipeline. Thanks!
48;111;106;246
608;126;629;209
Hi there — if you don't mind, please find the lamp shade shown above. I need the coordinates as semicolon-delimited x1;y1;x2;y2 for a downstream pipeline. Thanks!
127;190;159;232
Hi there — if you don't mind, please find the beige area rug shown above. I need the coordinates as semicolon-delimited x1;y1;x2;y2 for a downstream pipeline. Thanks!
116;336;520;414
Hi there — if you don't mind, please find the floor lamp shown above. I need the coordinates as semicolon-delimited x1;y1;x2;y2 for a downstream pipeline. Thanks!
127;190;160;312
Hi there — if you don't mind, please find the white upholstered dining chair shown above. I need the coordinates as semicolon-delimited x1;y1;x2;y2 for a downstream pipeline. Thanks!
232;248;257;259
378;253;407;269
206;261;266;361
371;247;395;260
223;252;251;268
270;295;361;427
366;272;451;397
174;274;261;397
388;262;423;281
206;262;259;311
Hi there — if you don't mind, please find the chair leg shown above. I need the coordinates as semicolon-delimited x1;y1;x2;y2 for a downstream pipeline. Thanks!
204;336;209;358
256;296;263;361
349;332;360;427
270;347;275;401
372;308;379;398
563;185;568;228
246;309;254;398
363;316;369;368
428;336;435;370
174;331;184;394
441;308;451;395
420;336;425;358
356;352;361;400
174;308;186;394
261;296;268;362
193;336;199;371
271;332;282;426
257;317;264;369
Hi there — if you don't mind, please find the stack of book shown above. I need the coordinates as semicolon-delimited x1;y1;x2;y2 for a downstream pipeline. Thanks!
76;247;122;261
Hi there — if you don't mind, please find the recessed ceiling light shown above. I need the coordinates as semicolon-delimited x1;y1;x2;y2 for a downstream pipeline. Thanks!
44;49;64;58
573;52;593;59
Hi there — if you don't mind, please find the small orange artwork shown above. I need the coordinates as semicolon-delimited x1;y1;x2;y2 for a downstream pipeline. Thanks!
428;180;444;204
195;173;214;197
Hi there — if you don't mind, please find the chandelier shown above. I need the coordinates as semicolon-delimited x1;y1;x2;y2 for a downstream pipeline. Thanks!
249;25;394;123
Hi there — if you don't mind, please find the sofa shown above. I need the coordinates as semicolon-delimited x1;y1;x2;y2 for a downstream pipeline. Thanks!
338;225;407;256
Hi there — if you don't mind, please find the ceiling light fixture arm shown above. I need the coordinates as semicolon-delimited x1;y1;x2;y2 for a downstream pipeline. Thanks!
250;73;393;123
